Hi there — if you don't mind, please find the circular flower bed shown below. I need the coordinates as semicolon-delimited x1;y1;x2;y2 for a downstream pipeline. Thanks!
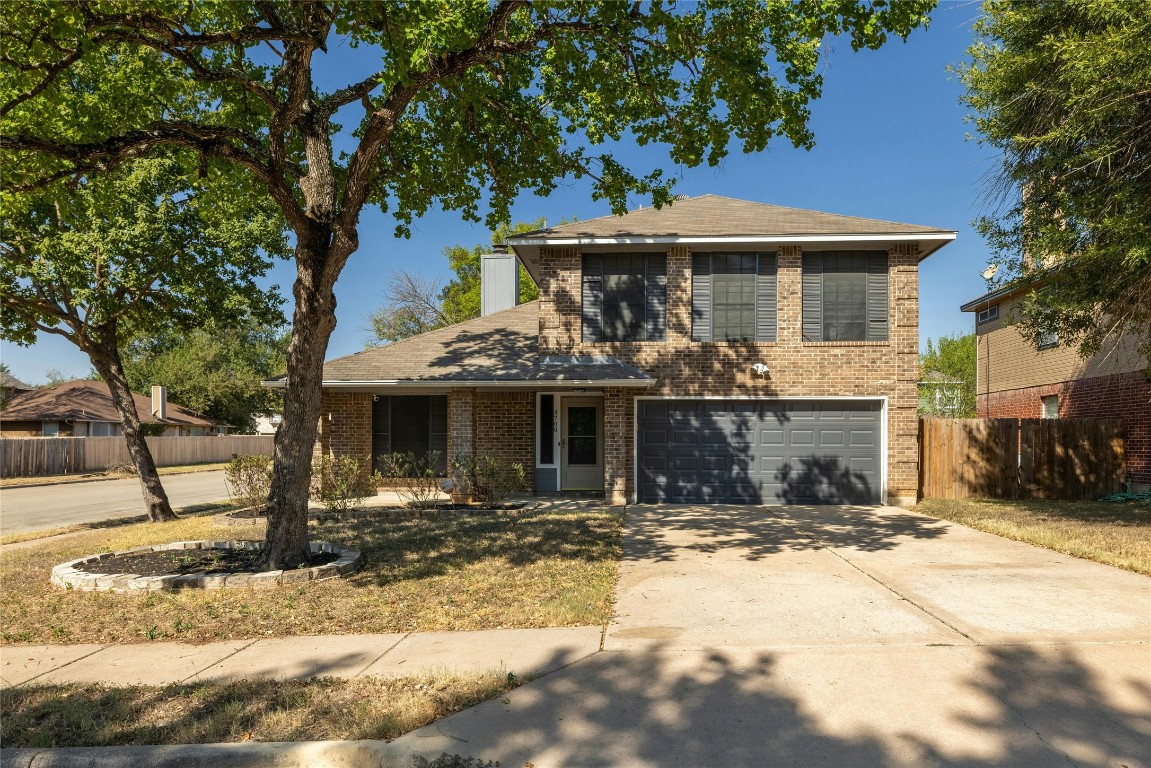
51;541;362;592
213;501;536;527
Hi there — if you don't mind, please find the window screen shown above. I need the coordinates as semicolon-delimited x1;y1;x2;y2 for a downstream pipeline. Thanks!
712;254;757;341
602;254;647;341
372;395;448;474
582;254;666;342
822;252;868;341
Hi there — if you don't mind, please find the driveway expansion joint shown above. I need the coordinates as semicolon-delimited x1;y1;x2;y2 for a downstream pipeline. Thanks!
766;509;979;646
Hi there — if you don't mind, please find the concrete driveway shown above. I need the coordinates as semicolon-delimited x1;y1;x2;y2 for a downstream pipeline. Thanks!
391;504;1151;767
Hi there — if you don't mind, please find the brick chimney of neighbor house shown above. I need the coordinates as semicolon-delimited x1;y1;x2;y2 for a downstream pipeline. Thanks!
480;250;520;316
151;385;167;421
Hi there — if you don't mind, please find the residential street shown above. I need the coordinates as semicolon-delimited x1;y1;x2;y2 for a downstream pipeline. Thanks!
0;471;230;535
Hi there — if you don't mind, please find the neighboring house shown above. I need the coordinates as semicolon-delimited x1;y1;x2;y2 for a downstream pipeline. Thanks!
0;371;34;409
0;380;230;437
253;413;283;436
287;195;956;506
917;371;967;417
960;287;1150;490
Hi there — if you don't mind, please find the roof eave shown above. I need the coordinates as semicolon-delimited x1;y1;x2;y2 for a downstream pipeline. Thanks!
310;378;656;390
510;231;957;277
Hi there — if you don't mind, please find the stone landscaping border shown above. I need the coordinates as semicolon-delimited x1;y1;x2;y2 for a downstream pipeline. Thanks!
50;541;362;593
213;502;539;527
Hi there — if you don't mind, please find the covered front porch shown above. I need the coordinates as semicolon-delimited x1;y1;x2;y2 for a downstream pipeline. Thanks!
315;384;644;505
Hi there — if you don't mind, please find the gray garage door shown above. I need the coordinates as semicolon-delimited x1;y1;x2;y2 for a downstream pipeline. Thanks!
637;399;883;504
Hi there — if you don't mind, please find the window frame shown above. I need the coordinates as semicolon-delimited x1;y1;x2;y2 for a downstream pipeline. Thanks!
691;251;777;343
977;305;999;324
582;253;666;343
802;250;889;343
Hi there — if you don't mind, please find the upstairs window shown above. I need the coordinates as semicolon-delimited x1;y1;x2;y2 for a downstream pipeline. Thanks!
977;305;999;324
582;254;666;342
802;251;889;342
1037;329;1059;350
691;252;777;342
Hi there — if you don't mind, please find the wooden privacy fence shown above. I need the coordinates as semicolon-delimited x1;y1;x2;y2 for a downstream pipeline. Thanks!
919;418;1126;500
0;435;274;478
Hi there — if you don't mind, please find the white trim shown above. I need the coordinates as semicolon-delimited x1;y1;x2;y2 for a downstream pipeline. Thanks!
509;232;956;247
631;395;889;505
264;378;656;390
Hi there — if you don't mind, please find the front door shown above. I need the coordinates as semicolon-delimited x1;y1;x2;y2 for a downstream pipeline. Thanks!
561;398;603;491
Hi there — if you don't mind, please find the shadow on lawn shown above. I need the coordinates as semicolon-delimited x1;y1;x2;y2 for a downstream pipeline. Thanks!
4;639;1146;764
620;504;950;563
311;509;621;586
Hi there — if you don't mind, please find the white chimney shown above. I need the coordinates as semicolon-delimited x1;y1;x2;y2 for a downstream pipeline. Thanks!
480;252;520;316
151;385;168;421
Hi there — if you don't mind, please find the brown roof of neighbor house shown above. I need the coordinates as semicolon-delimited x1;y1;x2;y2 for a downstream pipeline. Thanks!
0;371;33;392
513;194;954;240
0;380;228;427
302;302;652;387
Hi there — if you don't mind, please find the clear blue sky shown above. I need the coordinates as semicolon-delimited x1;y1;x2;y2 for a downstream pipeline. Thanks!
1;2;994;385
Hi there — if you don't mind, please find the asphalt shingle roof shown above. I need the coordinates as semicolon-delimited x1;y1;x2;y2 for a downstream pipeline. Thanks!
509;194;952;240
320;302;651;385
0;380;227;427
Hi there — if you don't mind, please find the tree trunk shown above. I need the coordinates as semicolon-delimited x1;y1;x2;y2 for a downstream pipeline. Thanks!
91;345;178;523
264;231;340;568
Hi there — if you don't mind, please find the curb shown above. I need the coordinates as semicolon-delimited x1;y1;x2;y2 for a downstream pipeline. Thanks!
0;740;415;768
0;466;227;491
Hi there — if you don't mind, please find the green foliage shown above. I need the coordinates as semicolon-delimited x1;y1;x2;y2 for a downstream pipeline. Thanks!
957;1;1151;359
121;320;289;432
224;454;273;510
0;157;287;351
920;333;976;417
310;456;378;514
439;219;546;325
366;220;546;346
450;454;527;507
380;451;444;509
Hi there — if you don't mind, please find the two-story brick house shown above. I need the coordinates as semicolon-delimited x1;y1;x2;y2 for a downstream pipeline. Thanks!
960;286;1150;491
308;195;955;506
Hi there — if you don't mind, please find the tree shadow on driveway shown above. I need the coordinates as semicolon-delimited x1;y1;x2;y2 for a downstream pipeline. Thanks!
621;504;950;563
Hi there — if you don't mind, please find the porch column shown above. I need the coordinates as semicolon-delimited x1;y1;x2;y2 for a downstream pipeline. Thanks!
448;388;477;481
603;387;633;506
314;390;373;484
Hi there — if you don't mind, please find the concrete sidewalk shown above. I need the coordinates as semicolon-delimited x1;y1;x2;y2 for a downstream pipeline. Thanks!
0;625;602;689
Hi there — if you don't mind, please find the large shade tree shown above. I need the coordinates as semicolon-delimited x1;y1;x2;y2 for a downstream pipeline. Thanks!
0;157;286;520
1;0;935;566
958;0;1151;358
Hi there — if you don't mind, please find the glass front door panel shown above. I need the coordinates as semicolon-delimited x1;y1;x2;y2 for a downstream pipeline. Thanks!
567;406;597;465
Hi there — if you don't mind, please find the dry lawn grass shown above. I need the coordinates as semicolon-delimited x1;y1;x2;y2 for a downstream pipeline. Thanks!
0;502;236;546
915;498;1151;575
1;671;522;747
0;508;621;645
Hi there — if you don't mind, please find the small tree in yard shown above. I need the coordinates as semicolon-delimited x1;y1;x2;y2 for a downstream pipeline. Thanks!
0;157;286;522
1;1;935;564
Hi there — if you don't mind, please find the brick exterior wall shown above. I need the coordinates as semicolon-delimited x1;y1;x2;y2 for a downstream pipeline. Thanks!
315;391;373;482
978;370;1151;485
447;388;476;477
537;242;922;505
474;391;536;491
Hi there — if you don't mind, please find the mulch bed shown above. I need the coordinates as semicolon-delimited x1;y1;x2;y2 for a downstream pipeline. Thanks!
72;548;339;577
